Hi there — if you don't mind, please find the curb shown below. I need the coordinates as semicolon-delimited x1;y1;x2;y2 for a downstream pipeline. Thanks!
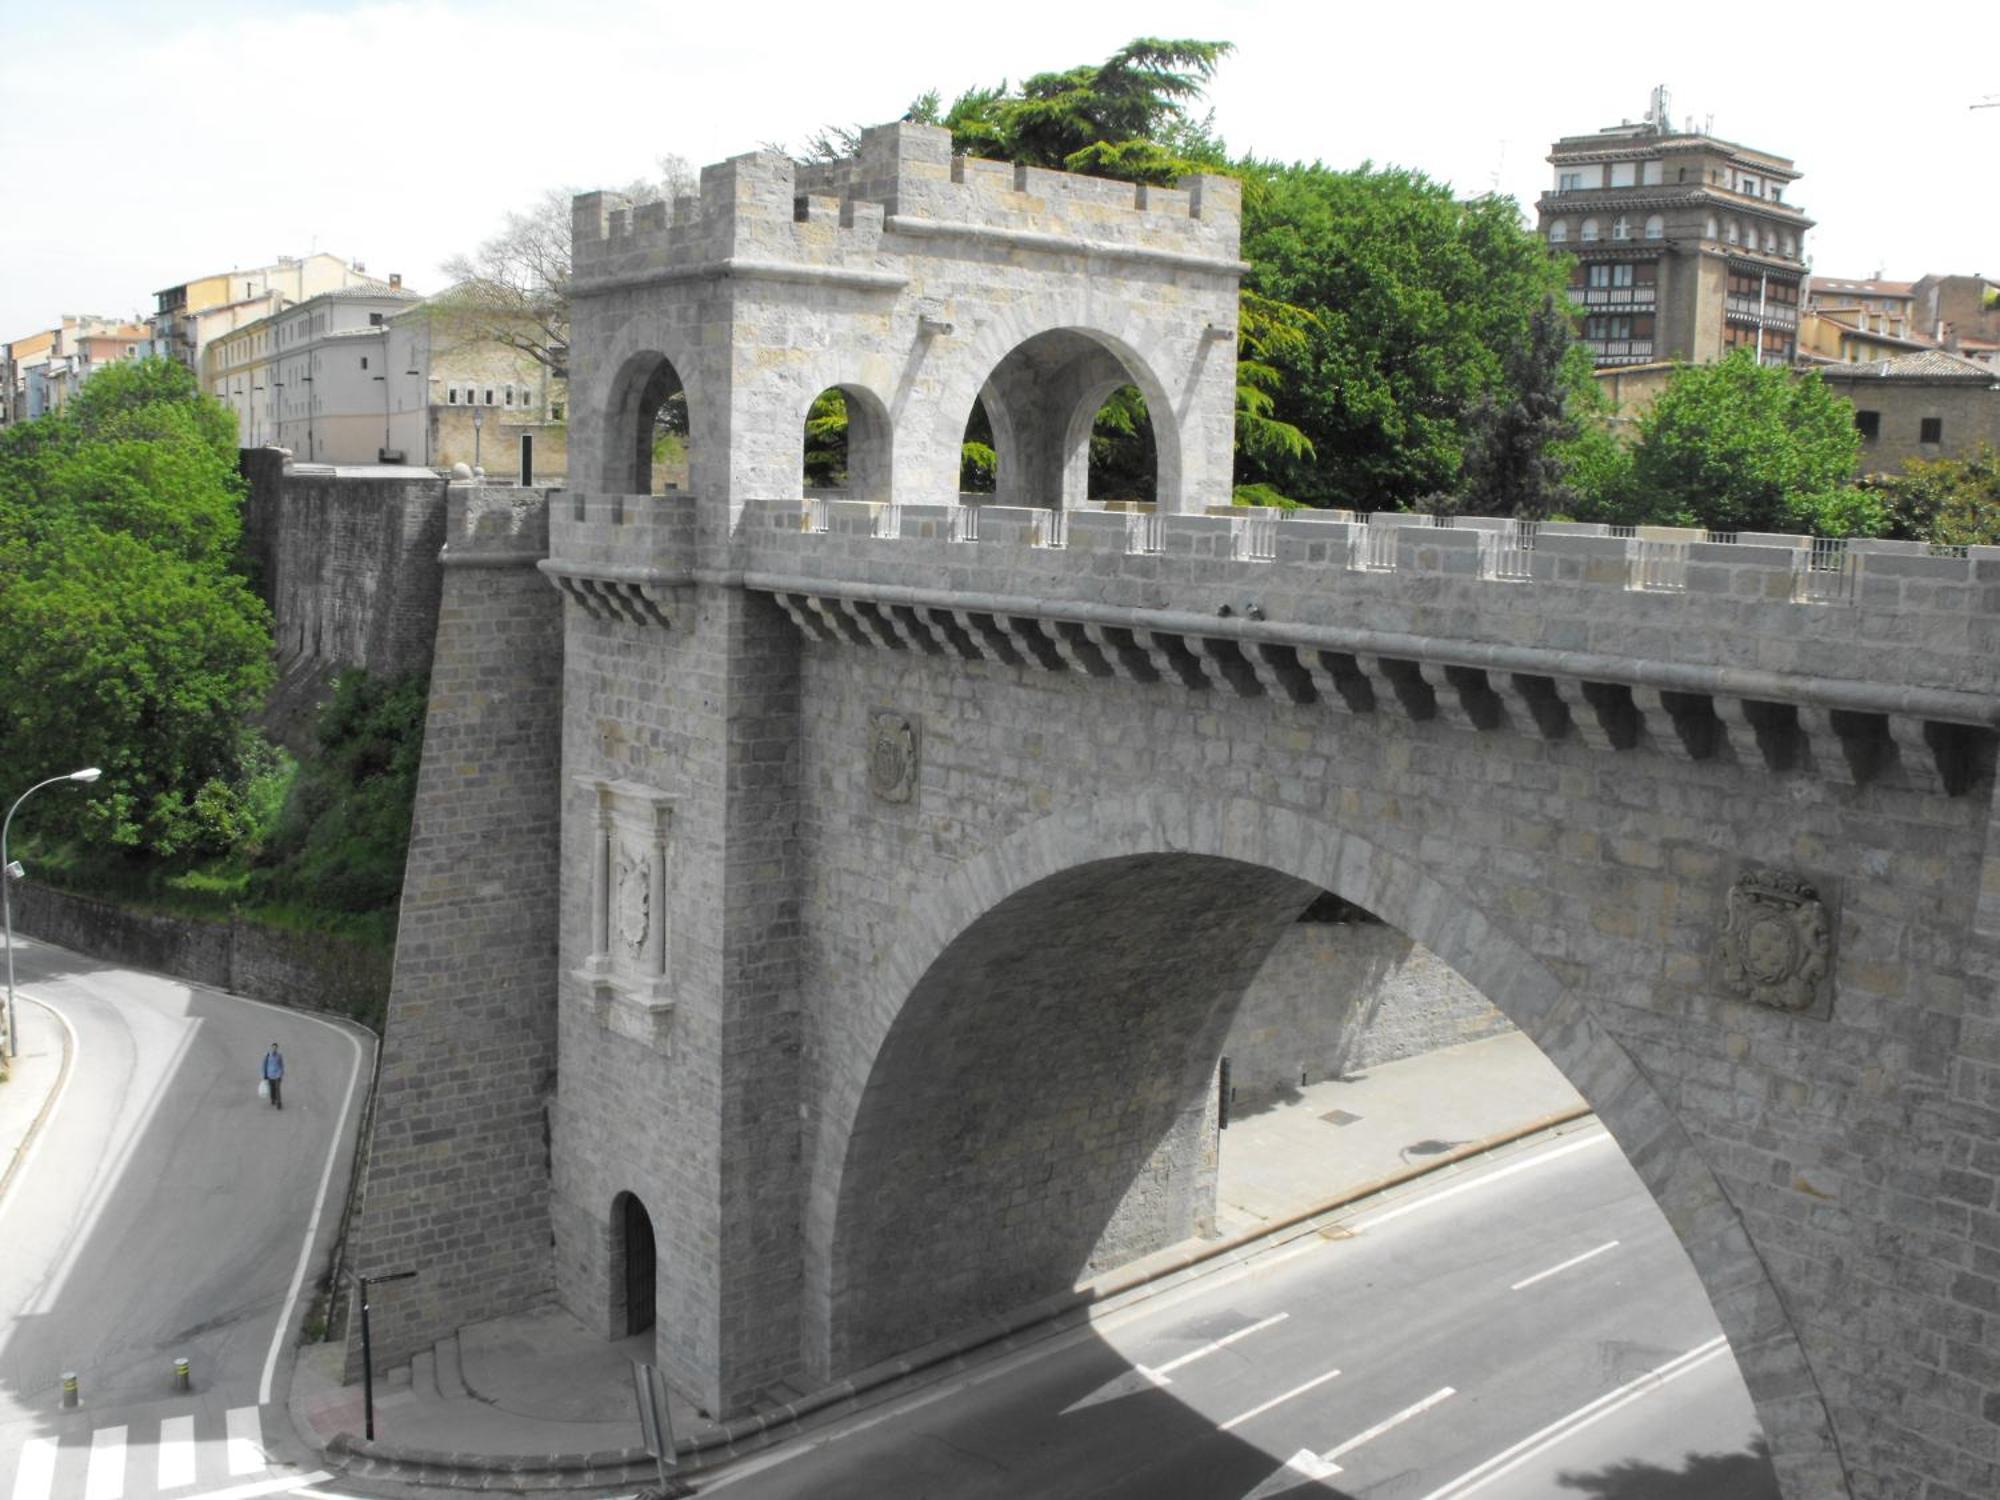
0;994;75;1209
323;1105;1597;1490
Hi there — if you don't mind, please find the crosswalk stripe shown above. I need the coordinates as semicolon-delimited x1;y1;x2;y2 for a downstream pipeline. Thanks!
158;1414;197;1490
224;1406;264;1476
84;1426;126;1500
10;1438;58;1500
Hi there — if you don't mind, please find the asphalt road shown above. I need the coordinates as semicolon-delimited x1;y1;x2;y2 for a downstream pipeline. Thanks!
702;1128;1779;1500
0;936;371;1500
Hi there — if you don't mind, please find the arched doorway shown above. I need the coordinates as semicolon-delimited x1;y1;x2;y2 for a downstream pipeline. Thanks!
614;1190;657;1337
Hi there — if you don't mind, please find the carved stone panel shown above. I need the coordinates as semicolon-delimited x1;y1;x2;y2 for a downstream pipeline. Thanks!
575;777;675;1047
868;710;920;804
1716;869;1835;1018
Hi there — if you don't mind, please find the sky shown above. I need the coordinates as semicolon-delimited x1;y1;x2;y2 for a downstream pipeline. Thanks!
2;0;1995;339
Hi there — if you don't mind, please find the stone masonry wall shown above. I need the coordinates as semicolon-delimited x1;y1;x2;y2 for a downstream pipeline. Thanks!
1222;918;1512;1105
341;485;563;1381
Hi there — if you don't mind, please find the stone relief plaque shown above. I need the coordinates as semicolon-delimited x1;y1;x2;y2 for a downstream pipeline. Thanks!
615;847;651;959
868;710;919;804
575;779;675;1048
1717;869;1834;1016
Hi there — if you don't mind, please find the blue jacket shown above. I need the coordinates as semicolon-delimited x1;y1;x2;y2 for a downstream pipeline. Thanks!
263;1050;285;1080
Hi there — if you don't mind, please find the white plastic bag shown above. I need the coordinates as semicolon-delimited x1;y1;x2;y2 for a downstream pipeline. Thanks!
259;1078;271;1101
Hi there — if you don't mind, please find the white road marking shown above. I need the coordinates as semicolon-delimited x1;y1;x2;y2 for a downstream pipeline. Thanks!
1219;1366;1342;1432
1510;1239;1621;1292
159;1413;198;1489
85;1425;127;1500
1417;1336;1729;1500
1156;1311;1291;1375
0;995;79;1218
1240;1449;1342;1499
225;1405;265;1475
174;1474;332;1500
257;1016;369;1405
11;1437;58;1500
1324;1384;1457;1460
1348;1130;1614;1234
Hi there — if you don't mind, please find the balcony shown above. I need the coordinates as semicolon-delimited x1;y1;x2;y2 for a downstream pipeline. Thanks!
1725;296;1797;329
1567;286;1658;311
1585;340;1656;365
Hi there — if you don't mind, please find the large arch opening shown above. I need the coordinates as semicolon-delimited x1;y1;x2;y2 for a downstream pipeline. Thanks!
800;384;892;503
602;352;690;496
969;329;1175;510
807;801;1827;1486
611;1190;657;1337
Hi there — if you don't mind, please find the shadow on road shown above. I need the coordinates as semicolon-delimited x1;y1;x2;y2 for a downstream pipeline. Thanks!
1557;1438;1779;1498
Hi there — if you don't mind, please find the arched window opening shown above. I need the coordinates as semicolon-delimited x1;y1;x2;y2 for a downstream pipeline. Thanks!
1087;385;1156;505
1548;220;1569;245
605;353;689;496
1580;218;1599;242
800;384;891;503
960;396;996;496
611;1191;657;1337
1644;214;1665;241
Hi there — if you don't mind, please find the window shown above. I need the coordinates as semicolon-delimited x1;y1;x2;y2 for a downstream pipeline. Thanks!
1613;264;1635;287
485;388;495;406
1921;417;1943;444
1558;172;1582;192
1855;410;1880;442
1645;214;1665;240
1705;215;1718;240
551;401;564;420
1580;218;1599;242
504;385;514;406
368;313;385;326
1725;220;1740;244
1610;162;1635;188
1548;219;1569;244
448;386;458;404
1588;264;1611;288
1612;216;1630;241
360;356;368;370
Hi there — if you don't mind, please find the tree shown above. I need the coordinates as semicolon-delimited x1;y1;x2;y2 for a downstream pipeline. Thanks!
0;358;275;856
1234;161;1579;510
435;157;695;378
1458;296;1590;518
1625;353;1884;535
1879;444;2000;545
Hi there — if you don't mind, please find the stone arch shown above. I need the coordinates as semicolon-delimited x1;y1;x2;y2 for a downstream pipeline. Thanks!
798;380;893;504
941;319;1185;512
609;1189;658;1337
801;793;1836;1481
600;349;693;496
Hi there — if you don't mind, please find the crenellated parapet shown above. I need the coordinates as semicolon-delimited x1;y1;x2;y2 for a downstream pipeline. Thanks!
737;499;2000;797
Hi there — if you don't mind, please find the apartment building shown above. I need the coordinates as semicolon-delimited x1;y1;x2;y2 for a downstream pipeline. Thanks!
1;315;150;425
151;252;394;375
1537;90;1812;368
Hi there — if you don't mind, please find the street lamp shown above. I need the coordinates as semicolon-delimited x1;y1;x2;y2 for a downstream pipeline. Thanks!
4;767;102;1060
371;373;389;461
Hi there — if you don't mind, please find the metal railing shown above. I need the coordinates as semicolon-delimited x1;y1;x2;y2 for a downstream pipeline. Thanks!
1792;537;1856;604
1628;538;1689;591
1231;509;1280;562
1125;509;1164;556
1478;520;1536;581
949;503;979;544
1031;508;1068;549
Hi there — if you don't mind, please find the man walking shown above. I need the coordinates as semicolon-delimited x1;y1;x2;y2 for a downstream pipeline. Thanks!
263;1043;285;1110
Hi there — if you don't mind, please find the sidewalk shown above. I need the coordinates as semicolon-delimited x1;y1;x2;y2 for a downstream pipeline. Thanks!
0;995;70;1207
295;1030;1588;1491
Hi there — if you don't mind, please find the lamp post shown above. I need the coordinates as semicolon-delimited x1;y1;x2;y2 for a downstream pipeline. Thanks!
350;1267;418;1441
371;373;389;461
4;767;102;1060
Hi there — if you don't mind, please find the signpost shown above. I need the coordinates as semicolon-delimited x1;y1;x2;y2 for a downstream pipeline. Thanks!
355;1269;418;1441
631;1360;688;1497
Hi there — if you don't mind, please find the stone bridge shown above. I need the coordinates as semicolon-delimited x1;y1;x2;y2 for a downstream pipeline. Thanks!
343;123;2000;1500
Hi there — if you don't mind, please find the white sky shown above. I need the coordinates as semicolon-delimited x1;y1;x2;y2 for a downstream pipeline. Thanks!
2;0;1995;339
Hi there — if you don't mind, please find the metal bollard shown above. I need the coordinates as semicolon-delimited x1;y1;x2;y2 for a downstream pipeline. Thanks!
172;1356;190;1392
60;1372;78;1408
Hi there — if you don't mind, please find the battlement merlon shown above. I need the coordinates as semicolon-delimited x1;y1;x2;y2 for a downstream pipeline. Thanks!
571;122;1244;287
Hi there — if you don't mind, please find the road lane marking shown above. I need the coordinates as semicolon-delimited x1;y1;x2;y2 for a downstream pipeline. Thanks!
1347;1130;1615;1235
0;995;79;1218
1324;1384;1457;1460
225;1405;265;1475
1219;1366;1342;1432
257;1017;369;1405
176;1474;332;1500
11;1437;57;1500
1509;1239;1621;1292
1416;1335;1729;1500
1062;1312;1292;1413
85;1425;127;1500
1157;1312;1291;1375
159;1413;197;1489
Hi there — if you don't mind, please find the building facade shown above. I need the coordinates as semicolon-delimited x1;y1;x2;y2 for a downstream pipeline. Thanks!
1;316;149;426
1910;273;2000;349
1819;349;2000;474
152;253;394;375
1537;93;1812;369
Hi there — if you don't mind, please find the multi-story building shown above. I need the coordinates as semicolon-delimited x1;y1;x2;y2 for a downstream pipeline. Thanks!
204;287;567;476
1;315;149;425
1806;277;1916;343
1537;90;1813;369
1819;349;2000;474
151;253;394;375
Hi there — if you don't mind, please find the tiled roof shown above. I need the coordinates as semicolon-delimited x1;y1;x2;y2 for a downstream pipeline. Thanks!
1811;277;1915;297
1822;349;2000;381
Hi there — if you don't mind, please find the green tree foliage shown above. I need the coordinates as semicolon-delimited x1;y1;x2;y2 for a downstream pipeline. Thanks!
251;671;429;914
1235;161;1579;510
1625;353;1883;535
1878;444;2000;545
1458;296;1591;518
0;357;275;855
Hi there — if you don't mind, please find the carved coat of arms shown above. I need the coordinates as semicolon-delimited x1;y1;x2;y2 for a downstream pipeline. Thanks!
868;711;919;804
1717;870;1832;1013
616;848;651;958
